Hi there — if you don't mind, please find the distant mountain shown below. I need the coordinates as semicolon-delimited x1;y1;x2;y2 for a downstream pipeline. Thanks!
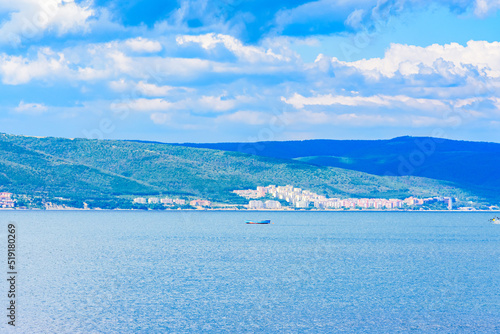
175;136;500;202
0;133;477;208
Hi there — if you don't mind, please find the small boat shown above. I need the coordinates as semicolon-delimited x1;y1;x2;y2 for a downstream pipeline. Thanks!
491;217;500;224
246;219;271;224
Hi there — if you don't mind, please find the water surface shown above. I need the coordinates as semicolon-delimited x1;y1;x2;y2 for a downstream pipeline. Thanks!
0;211;499;333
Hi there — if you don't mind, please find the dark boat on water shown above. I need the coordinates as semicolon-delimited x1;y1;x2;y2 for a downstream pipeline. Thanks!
246;220;271;224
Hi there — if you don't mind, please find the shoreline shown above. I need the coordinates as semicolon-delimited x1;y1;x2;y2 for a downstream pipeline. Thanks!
1;208;499;212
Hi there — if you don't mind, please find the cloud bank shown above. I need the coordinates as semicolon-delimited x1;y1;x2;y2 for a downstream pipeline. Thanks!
0;1;500;142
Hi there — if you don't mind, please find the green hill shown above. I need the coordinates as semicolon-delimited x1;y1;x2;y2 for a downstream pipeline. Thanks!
0;133;480;208
175;137;500;204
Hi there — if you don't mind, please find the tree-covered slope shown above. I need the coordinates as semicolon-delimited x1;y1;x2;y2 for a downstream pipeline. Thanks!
0;133;477;203
175;136;500;202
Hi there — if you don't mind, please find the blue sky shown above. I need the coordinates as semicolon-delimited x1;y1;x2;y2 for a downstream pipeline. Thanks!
1;0;500;143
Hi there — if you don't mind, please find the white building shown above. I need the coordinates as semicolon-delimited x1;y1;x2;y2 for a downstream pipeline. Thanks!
295;200;309;208
264;200;281;209
249;200;264;209
161;198;173;204
148;197;159;204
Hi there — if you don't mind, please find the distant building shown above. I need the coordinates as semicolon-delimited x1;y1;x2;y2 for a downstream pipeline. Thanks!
161;198;173;205
233;185;457;211
0;192;14;208
295;200;309;208
133;197;146;204
190;199;211;207
444;197;453;210
248;200;264;209
404;197;415;205
148;197;159;204
256;186;268;197
264;200;281;209
233;189;263;199
173;199;186;205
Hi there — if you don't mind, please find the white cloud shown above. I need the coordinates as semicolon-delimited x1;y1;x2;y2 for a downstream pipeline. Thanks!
109;80;191;97
0;48;69;84
106;50;134;75
110;94;249;114
0;0;94;46
136;81;174;96
111;98;174;112
124;37;162;53
147;57;214;79
474;0;500;16
345;9;365;29
77;66;110;81
331;41;500;79
108;79;130;92
199;95;237;112
0;32;298;85
282;93;449;111
14;100;48;114
176;33;289;63
150;112;171;124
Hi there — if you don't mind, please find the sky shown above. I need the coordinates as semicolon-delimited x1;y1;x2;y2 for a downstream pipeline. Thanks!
1;0;500;143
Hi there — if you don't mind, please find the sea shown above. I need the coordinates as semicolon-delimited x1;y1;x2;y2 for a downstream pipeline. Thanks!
0;211;499;333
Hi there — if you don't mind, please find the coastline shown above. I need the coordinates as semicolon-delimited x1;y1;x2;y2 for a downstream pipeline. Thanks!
2;208;499;212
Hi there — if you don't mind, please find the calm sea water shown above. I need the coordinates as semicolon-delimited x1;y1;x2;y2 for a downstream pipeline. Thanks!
0;211;499;333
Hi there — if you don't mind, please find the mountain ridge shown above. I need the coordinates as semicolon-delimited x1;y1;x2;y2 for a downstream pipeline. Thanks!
173;136;500;203
0;133;492;208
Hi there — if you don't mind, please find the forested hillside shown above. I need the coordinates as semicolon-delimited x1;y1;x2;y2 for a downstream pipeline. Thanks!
176;136;500;203
0;133;482;208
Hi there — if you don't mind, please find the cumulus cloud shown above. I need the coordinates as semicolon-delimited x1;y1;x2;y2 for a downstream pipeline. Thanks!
0;42;213;85
110;94;250;114
0;0;94;46
474;0;500;16
345;9;365;29
124;37;162;53
3;35;500;135
329;40;500;79
1;0;500;140
198;95;238;112
150;112;171;124
0;31;303;88
135;82;174;96
176;33;290;63
109;80;192;97
15;101;48;114
282;93;449;111
0;48;69;84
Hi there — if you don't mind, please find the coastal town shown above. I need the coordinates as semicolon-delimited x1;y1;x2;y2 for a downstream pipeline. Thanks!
233;185;455;210
130;185;459;210
1;186;496;211
0;192;14;208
